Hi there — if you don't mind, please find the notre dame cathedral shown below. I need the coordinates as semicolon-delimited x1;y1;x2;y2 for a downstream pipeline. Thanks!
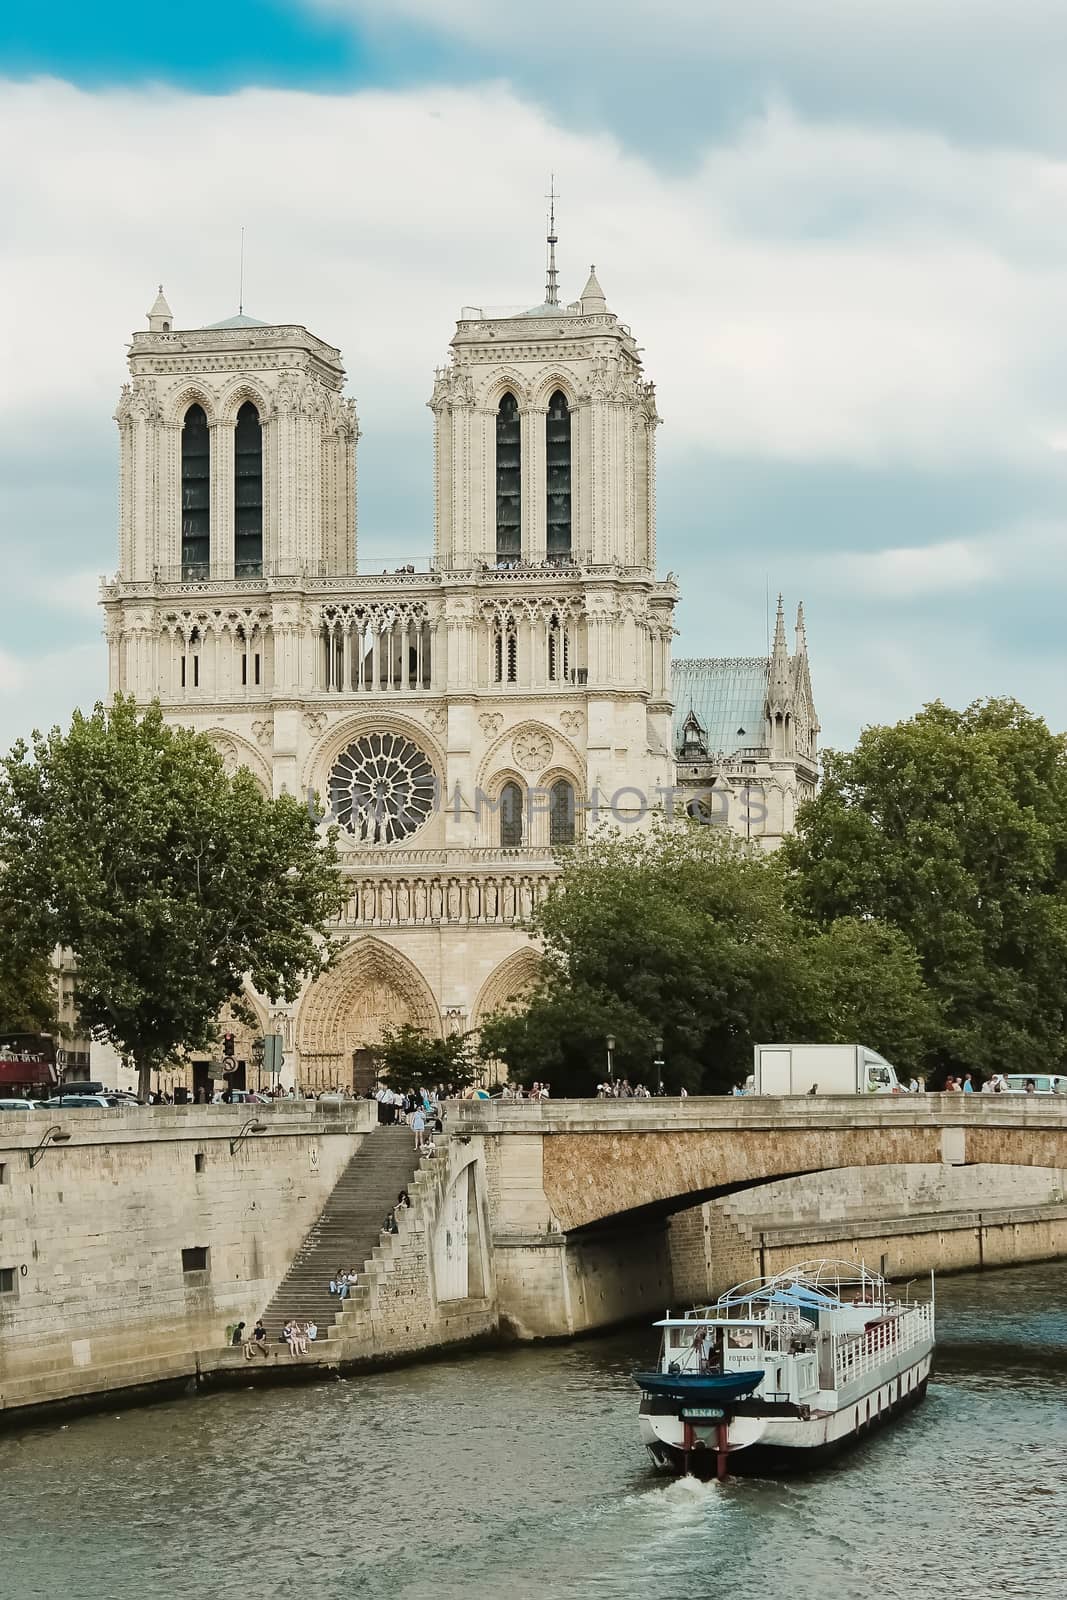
101;231;818;1089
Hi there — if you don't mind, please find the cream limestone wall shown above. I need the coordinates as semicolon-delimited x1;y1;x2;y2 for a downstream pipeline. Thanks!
102;285;678;1090
101;272;821;1089
0;1103;373;1412
668;1162;1067;1303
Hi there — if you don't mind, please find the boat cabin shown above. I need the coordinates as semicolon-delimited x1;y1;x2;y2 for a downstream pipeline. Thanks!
653;1262;899;1407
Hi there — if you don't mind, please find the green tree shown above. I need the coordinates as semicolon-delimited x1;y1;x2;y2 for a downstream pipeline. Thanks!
477;980;656;1093
478;822;934;1095
0;900;57;1034
784;697;1067;1082
799;918;937;1078
372;1022;479;1093
0;697;345;1098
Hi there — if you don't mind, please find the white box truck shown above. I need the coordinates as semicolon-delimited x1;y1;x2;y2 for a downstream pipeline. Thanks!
751;1043;902;1095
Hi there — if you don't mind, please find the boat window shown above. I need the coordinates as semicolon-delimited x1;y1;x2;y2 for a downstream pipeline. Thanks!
726;1328;756;1349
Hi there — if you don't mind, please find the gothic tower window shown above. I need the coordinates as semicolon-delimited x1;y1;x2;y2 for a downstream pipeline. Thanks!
181;403;210;579
545;390;571;562
547;612;569;683
496;392;521;564
234;401;263;578
500;781;524;848
549;779;576;846
492;612;518;685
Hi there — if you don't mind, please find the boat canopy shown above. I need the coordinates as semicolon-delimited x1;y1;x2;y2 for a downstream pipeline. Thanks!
652;1316;773;1330
761;1285;841;1309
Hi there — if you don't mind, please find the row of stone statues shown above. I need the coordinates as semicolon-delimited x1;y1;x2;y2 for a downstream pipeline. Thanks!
340;873;553;925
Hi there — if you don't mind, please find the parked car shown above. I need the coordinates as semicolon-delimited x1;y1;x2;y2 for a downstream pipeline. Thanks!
211;1089;271;1104
50;1093;114;1107
999;1073;1067;1095
0;1097;41;1110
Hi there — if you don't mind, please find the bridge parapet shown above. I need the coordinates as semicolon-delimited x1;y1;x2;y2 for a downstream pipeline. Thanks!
449;1094;1067;1137
455;1094;1067;1240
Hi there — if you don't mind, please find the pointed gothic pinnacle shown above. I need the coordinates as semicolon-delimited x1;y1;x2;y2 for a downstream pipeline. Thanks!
795;600;808;655
581;263;607;312
773;593;787;651
147;284;173;331
768;592;792;706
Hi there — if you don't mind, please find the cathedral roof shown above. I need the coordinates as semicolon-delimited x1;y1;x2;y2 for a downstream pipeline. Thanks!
671;658;770;757
204;312;269;329
517;302;579;319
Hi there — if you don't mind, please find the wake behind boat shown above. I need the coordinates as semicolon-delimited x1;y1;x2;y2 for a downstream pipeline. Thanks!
635;1259;934;1478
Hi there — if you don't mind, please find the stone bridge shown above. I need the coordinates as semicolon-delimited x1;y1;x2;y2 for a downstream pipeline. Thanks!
447;1096;1067;1337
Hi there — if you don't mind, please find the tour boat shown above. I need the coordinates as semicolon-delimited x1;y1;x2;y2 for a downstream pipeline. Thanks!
635;1260;934;1478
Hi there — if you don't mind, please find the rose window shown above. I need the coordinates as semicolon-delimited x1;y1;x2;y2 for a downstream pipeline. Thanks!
328;732;436;844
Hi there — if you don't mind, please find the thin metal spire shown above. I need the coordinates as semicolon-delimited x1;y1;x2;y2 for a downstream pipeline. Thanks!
545;175;559;306
238;226;245;316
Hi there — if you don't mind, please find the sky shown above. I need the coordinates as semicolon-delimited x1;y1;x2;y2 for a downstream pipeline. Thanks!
3;2;1067;753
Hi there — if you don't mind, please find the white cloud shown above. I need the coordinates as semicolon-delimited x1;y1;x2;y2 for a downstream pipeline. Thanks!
0;643;105;750
832;540;997;599
321;1;1067;153
2;74;1067;749
817;521;1067;600
4;77;1067;472
0;648;25;696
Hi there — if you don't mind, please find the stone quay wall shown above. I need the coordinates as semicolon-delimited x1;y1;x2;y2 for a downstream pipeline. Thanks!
668;1163;1067;1303
0;1102;374;1416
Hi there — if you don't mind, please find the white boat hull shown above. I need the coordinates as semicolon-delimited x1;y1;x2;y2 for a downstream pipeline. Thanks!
640;1347;933;1475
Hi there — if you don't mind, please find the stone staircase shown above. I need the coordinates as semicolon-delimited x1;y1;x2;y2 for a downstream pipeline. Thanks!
259;1125;420;1340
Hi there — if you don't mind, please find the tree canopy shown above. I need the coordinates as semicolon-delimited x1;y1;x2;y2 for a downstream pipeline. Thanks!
372;1022;479;1093
478;822;934;1094
0;697;345;1096
782;697;1067;1083
0;897;57;1035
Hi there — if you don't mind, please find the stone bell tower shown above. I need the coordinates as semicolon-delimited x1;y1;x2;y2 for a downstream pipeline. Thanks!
112;287;358;589
101;242;678;1092
430;219;659;572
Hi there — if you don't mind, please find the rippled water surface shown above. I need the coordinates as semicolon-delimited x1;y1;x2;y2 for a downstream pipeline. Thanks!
7;1263;1067;1600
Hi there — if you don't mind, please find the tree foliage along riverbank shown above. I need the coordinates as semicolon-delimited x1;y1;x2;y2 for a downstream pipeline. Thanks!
0;697;346;1098
478;824;935;1095
783;697;1067;1086
482;698;1067;1096
371;1022;480;1092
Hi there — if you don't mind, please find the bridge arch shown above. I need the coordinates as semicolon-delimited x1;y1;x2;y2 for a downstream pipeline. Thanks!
450;1098;1067;1233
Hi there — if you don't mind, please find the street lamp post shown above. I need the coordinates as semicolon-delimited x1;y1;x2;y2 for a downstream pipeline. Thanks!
654;1036;665;1095
606;1034;616;1086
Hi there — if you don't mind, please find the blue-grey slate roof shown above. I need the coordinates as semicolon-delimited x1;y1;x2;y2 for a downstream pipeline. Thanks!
671;658;770;756
205;313;268;329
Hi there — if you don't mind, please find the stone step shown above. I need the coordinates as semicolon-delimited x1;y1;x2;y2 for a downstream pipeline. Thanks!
258;1123;422;1330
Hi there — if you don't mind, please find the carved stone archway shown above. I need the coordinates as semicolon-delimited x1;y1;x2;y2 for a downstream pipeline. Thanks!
296;936;441;1090
472;946;542;1028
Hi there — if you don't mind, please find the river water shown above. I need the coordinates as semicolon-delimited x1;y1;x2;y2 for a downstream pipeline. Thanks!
7;1262;1066;1600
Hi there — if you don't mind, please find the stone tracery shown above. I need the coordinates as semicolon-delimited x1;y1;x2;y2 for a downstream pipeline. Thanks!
296;936;441;1086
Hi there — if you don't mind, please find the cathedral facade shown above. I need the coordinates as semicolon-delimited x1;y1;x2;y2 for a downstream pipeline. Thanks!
101;255;817;1090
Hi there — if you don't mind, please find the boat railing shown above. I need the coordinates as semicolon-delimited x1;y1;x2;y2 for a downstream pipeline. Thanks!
833;1302;933;1386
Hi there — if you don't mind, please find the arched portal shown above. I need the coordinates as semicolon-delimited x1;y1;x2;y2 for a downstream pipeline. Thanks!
296;937;441;1091
472;946;542;1027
